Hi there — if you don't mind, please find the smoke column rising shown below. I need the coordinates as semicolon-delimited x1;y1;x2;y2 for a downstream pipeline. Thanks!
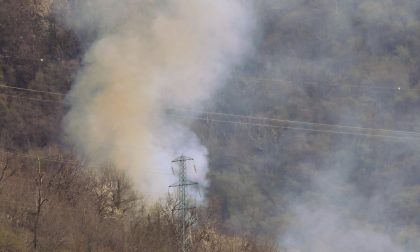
61;0;252;197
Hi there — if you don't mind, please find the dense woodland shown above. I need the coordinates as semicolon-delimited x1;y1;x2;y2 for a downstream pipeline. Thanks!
202;0;420;250
1;0;420;251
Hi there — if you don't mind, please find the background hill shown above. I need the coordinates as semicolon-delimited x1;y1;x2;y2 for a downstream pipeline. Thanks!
1;0;420;251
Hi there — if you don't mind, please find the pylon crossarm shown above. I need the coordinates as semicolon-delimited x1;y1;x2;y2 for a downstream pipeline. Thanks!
171;156;194;163
172;206;196;211
169;182;198;187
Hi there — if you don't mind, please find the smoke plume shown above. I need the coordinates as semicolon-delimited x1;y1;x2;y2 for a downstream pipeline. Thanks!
60;0;252;197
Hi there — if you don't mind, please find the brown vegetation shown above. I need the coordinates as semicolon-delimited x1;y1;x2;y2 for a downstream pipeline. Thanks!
0;0;278;251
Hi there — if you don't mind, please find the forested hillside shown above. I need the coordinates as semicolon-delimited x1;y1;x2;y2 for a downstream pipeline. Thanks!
0;1;275;251
201;1;420;250
1;0;420;252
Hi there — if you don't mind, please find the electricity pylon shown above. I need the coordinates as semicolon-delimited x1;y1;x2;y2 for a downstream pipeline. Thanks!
169;155;198;252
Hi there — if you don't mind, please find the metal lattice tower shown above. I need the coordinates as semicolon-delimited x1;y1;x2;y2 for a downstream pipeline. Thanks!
169;155;198;252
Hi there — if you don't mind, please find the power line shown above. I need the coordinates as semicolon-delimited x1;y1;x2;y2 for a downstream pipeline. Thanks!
1;92;420;140
0;93;65;104
4;51;417;92
0;150;77;163
0;150;173;175
172;114;420;141
0;84;66;96
4;50;420;91
2;91;420;140
173;108;420;137
236;77;420;92
0;55;47;63
2;60;420;93
2;84;420;139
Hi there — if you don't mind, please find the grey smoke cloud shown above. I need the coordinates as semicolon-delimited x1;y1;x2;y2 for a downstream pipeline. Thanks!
60;0;253;197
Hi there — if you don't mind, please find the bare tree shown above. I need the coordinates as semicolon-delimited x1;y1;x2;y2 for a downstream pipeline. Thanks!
0;153;17;187
92;165;137;218
32;156;47;250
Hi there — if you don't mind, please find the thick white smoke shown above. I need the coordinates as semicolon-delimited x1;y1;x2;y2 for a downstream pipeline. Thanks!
60;0;252;197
